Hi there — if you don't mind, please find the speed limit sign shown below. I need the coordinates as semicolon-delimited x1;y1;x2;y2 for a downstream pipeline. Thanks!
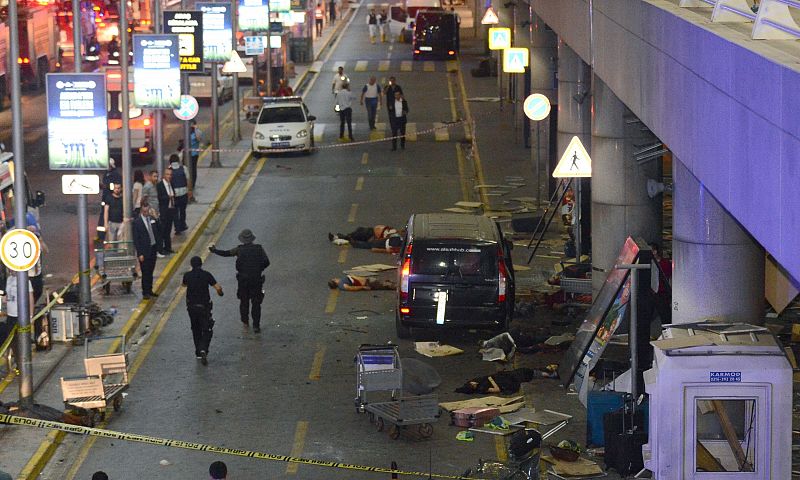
0;229;41;272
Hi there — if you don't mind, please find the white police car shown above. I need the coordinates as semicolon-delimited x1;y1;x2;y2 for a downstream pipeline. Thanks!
251;97;316;156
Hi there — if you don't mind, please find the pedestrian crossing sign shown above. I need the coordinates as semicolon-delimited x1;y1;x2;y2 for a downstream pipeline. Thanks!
488;27;511;50
503;47;528;73
553;136;592;178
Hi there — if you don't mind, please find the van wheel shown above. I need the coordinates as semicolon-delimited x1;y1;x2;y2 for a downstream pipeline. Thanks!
395;312;412;339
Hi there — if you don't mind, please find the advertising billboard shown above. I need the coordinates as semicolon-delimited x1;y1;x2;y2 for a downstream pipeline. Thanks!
270;0;291;13
198;2;233;63
133;34;181;109
239;0;270;32
46;73;109;170
164;11;204;72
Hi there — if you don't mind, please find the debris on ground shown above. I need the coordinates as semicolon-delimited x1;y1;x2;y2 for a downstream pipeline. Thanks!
401;358;441;395
414;341;464;358
455;368;538;395
439;395;525;414
479;332;516;362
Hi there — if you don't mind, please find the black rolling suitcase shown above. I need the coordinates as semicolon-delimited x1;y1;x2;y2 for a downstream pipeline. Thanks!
603;406;648;476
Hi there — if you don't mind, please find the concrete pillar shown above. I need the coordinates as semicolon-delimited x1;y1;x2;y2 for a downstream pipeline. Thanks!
557;39;590;256
673;158;765;324
590;76;662;294
529;14;556;203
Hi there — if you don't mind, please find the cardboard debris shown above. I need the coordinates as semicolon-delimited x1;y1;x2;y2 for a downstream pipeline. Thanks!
443;207;476;214
455;201;483;208
513;264;531;271
545;333;575;346
349;264;396;272
468;424;523;436
414;342;464;357
343;270;378;276
542;456;605;477
500;407;539;425
650;336;715;351
439;396;525;413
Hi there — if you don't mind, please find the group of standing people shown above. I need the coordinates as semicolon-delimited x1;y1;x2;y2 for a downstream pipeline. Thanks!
367;8;389;43
333;72;409;150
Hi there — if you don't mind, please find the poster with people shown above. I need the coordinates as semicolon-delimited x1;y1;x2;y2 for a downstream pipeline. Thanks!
133;34;181;109
46;73;109;170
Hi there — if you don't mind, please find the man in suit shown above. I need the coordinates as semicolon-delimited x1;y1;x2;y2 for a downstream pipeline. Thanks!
132;200;160;299
156;168;177;254
386;90;409;151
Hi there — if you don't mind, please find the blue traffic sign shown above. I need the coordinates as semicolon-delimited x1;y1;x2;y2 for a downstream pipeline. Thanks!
523;94;551;121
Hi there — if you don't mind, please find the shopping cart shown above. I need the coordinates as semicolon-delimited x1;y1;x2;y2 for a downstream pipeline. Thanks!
95;241;138;294
354;344;402;412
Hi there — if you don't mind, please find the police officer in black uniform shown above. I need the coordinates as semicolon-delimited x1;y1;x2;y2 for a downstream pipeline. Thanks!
209;229;270;333
182;256;223;365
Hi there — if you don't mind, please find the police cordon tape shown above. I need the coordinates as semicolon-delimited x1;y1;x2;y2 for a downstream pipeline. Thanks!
0;414;484;480
189;119;470;154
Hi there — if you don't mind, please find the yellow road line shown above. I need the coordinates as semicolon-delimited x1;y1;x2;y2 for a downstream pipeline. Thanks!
286;421;309;474
456;61;488;205
446;74;458;122
355;176;364;191
400;60;412;72
308;345;326;381
378;60;390;71
18;430;66;480
361;152;368;165
354;60;368;72
433;122;449;141
325;289;339;314
62;157;269;480
347;203;358;223
423;61;435;72
456;144;470;202
369;126;385;141
337;249;348;264
446;60;458;73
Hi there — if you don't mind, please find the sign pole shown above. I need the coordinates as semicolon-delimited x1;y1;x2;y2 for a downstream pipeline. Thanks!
121;0;133;240
266;3;272;96
74;0;92;313
210;65;221;167
232;0;241;142
179;0;193;181
154;0;164;177
8;0;33;407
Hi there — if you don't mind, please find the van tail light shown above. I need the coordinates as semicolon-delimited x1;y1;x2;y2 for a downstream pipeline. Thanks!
400;307;410;314
497;250;507;303
400;258;411;301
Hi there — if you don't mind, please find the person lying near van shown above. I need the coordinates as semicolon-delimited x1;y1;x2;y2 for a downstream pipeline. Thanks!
328;275;396;291
328;225;398;243
454;368;538;395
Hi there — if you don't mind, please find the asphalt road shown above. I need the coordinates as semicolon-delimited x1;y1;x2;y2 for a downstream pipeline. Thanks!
41;7;515;479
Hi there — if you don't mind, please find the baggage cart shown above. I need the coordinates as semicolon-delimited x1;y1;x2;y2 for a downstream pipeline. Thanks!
60;335;129;426
354;344;402;412
364;394;440;440
95;241;137;294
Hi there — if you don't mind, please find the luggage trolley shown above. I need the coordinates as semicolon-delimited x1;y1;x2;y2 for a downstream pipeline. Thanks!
60;335;129;427
96;241;138;294
354;344;440;440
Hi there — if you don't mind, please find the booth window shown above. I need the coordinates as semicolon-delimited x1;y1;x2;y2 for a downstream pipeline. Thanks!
695;399;756;473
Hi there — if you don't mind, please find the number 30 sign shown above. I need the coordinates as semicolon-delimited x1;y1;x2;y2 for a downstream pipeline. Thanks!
0;229;41;272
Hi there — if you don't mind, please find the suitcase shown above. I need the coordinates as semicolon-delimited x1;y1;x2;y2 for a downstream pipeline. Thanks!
603;407;648;475
450;407;500;428
586;391;626;447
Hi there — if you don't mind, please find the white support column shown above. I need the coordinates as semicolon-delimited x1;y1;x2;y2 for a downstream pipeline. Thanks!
672;158;765;324
711;0;755;22
753;0;800;39
590;76;662;295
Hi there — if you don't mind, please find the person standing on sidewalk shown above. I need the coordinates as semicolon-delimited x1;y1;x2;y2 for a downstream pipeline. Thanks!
315;4;324;36
103;183;124;241
360;76;382;130
170;155;191;235
209;229;270;333
182;256;223;365
387;90;409;150
157;168;177;254
379;9;388;42
132;200;159;300
328;0;336;24
336;82;354;141
367;9;379;43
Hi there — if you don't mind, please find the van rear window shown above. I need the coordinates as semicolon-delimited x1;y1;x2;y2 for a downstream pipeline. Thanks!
412;245;496;279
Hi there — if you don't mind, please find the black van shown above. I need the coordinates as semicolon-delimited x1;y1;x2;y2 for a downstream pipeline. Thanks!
395;213;515;338
412;11;460;60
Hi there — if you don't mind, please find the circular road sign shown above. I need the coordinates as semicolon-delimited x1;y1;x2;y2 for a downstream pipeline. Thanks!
173;95;199;121
0;228;41;272
523;94;551;121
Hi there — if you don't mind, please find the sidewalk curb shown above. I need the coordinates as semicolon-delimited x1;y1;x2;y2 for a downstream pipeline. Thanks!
16;151;253;480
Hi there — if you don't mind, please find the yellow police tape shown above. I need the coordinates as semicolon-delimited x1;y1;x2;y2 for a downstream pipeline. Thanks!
0;414;481;479
0;325;17;359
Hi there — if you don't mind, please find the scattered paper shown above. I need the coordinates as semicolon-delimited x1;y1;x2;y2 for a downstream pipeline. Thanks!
455;201;483;208
545;333;575;346
501;407;539;425
439;395;525;412
469;424;522;436
415;342;464;357
443;207;476;213
349;264;396;272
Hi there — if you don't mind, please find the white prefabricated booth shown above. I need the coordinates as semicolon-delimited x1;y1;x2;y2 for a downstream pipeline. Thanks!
643;323;791;479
